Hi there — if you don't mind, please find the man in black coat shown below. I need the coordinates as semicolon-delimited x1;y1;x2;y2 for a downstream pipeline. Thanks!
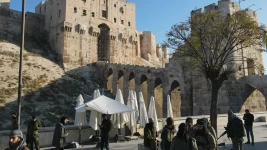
100;114;112;150
243;109;254;145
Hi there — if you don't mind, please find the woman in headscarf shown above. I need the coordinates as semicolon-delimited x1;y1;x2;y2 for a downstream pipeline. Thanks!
170;123;198;150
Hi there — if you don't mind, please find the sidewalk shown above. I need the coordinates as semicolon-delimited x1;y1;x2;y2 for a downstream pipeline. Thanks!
43;122;267;150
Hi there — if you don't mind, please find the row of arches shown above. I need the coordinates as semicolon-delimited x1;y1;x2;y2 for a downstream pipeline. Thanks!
106;68;182;118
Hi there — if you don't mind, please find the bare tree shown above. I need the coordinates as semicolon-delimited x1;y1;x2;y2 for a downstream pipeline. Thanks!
167;10;266;132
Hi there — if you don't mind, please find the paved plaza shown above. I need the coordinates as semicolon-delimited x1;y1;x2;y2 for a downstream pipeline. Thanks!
42;122;267;150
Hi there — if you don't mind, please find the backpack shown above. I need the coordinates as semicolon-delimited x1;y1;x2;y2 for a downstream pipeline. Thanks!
232;118;246;138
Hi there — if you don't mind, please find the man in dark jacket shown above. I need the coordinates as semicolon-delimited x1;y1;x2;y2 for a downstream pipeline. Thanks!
100;114;112;150
144;118;158;150
243;109;254;145
52;116;69;150
161;117;175;150
227;110;245;150
5;129;30;150
11;112;18;131
27;115;42;150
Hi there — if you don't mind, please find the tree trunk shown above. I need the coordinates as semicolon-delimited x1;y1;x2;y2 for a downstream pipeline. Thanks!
209;79;222;134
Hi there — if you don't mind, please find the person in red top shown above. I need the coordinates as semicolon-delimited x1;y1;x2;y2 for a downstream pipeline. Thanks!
243;109;254;145
5;129;29;150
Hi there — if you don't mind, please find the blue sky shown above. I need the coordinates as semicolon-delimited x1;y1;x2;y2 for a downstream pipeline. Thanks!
10;0;267;73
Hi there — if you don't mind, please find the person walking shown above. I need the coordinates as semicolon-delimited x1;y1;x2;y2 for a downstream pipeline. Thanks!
27;115;42;150
226;110;245;150
144;118;158;150
161;117;175;150
5;129;30;150
170;123;198;150
52;116;69;150
99;114;112;150
243;109;254;145
11;112;18;131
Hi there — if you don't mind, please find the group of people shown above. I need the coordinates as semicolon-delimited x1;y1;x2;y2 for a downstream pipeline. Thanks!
6;113;112;150
144;109;255;150
5;109;255;150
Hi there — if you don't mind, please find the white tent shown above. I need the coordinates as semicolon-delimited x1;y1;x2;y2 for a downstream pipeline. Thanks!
126;90;138;127
111;89;129;129
148;96;159;131
89;89;102;130
139;92;149;128
75;95;134;114
74;94;88;126
167;95;173;118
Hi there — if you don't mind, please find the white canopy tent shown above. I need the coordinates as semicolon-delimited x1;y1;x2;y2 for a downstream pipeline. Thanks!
75;95;134;115
74;94;88;126
139;92;149;128
89;89;102;130
148;96;159;131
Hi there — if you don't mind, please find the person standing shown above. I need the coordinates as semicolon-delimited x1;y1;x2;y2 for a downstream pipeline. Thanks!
161;117;175;150
27;115;42;150
226;110;245;150
243;109;254;145
5;129;30;150
170;123;198;150
11;112;18;131
144;118;158;150
186;117;194;137
52;116;69;150
99;114;112;150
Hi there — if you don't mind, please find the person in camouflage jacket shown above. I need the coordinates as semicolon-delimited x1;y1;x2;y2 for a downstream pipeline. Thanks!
27;115;42;150
161;117;175;150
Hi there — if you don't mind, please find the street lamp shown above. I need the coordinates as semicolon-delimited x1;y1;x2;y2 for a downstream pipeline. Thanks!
17;0;26;129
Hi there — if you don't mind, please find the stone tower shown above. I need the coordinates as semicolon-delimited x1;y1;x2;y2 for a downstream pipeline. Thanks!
0;0;10;9
191;0;264;79
35;0;169;68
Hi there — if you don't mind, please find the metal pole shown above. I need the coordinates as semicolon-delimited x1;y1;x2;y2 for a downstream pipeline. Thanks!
17;0;26;129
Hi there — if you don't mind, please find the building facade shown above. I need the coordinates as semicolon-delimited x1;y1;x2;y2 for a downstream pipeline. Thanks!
35;0;169;68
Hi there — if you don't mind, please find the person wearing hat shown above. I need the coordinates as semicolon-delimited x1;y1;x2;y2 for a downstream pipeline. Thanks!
5;129;30;150
26;115;42;150
193;118;216;150
52;116;69;150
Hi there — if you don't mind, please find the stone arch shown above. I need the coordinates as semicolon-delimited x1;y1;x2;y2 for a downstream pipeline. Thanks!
154;78;163;118
129;72;135;90
240;84;266;112
140;75;148;108
117;70;124;94
98;23;110;61
107;68;113;93
170;80;181;117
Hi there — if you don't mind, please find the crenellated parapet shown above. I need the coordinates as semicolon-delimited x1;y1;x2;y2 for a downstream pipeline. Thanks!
89;26;100;37
61;22;72;32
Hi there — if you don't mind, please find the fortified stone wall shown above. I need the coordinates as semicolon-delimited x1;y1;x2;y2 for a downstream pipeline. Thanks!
35;0;168;68
0;8;45;43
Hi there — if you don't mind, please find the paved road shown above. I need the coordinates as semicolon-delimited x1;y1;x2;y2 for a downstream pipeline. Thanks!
43;122;267;150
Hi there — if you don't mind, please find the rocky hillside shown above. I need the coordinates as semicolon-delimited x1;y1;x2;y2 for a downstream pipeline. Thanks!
0;41;102;130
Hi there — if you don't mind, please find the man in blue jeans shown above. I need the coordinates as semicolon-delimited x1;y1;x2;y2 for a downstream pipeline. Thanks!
243;109;254;145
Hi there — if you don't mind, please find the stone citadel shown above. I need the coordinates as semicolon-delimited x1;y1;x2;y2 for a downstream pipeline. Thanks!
0;0;266;118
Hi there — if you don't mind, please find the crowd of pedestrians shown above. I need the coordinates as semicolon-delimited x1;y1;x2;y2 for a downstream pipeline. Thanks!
144;109;254;150
5;109;254;150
